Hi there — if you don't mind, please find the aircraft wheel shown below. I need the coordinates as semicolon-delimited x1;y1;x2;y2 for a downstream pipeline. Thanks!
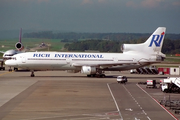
31;74;35;77
101;74;105;78
91;74;96;77
14;68;18;71
96;74;100;78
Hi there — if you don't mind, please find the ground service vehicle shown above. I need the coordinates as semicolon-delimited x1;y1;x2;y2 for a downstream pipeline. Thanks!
146;80;157;88
117;76;127;84
161;77;180;93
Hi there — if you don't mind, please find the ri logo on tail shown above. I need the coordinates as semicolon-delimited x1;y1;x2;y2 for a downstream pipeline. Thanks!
149;32;165;47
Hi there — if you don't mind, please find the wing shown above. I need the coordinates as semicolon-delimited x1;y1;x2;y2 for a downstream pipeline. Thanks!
71;60;158;70
72;62;138;68
0;51;5;53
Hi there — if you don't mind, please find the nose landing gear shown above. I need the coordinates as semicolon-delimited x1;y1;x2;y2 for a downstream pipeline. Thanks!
31;70;35;77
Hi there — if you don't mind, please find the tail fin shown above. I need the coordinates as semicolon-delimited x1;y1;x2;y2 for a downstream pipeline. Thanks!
19;28;22;43
144;27;166;54
122;27;166;55
15;28;24;51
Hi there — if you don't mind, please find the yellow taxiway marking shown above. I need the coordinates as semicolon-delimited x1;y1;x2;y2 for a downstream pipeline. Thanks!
0;71;14;76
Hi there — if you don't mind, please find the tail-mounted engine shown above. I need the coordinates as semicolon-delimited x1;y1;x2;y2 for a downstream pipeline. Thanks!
15;42;24;51
121;44;139;53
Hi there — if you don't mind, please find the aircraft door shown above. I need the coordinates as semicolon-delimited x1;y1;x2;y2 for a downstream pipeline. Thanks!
22;55;26;63
113;57;118;63
66;57;72;64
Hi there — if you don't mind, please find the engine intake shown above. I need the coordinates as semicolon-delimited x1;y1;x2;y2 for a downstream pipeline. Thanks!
15;42;24;51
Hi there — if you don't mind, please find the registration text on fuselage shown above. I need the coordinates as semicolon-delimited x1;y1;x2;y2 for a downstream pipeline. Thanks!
33;53;104;58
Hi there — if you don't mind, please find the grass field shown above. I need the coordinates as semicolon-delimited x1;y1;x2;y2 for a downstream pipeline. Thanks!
164;57;180;63
0;38;65;51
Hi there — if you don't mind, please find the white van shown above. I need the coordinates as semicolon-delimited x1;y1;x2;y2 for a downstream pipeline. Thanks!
117;76;127;83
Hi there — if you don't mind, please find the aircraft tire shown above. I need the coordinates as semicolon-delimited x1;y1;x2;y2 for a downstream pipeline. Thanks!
0;67;5;70
31;74;35;77
31;71;35;77
14;68;18;71
91;74;94;77
101;74;105;78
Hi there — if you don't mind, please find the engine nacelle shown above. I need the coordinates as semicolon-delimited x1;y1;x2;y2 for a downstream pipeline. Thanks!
121;43;145;53
121;44;135;52
15;42;24;51
81;66;97;75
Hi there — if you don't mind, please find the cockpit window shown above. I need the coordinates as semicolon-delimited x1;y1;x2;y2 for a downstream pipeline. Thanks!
3;57;16;60
5;54;14;56
3;50;18;57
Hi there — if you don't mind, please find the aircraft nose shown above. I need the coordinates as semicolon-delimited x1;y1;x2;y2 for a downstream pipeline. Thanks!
5;60;11;66
5;60;16;66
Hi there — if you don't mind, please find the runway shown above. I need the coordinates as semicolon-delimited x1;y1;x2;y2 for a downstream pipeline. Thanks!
0;70;179;120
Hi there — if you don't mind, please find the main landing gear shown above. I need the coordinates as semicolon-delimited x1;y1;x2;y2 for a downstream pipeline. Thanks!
8;67;18;72
87;74;106;78
0;61;5;70
87;70;106;78
14;67;18;71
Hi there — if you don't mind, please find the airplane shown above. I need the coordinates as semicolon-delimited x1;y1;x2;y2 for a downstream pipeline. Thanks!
0;28;24;71
5;27;166;77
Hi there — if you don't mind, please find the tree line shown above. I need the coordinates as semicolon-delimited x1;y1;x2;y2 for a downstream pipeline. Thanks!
23;31;180;41
23;31;180;54
64;39;180;54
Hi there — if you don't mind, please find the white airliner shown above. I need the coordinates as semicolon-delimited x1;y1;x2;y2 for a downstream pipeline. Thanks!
3;28;24;59
0;28;24;71
5;27;166;77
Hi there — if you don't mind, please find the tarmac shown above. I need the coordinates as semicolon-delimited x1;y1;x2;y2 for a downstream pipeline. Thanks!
0;69;179;120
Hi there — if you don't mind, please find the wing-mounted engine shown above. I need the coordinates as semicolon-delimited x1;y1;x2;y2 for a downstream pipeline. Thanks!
15;42;24;51
81;66;97;75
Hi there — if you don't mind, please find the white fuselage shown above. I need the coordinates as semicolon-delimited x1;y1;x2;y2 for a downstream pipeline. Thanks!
5;51;155;71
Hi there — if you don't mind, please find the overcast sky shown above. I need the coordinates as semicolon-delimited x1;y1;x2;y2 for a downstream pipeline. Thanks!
0;0;180;33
